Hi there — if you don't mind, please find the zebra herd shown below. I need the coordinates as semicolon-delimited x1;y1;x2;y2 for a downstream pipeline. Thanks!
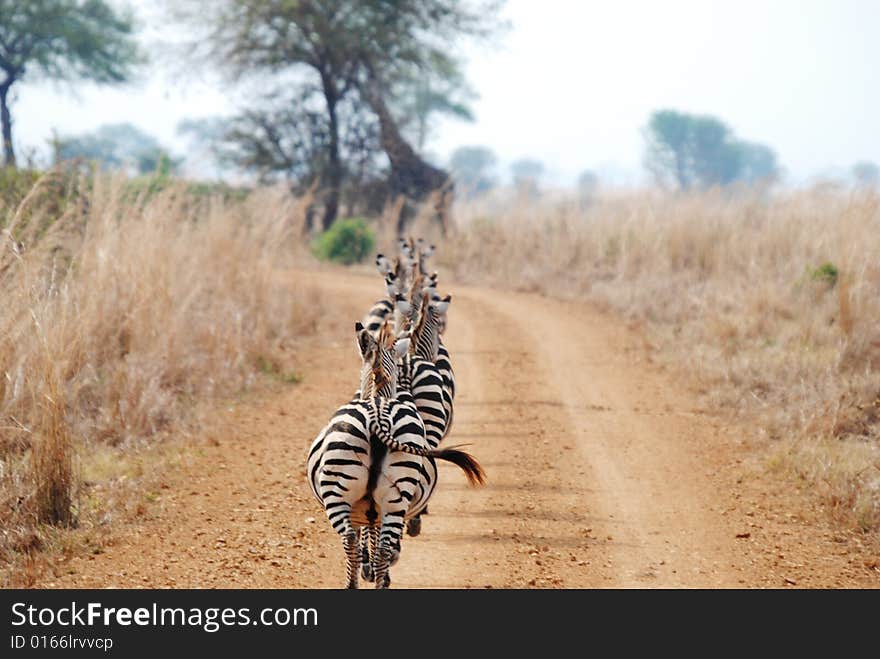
307;238;485;589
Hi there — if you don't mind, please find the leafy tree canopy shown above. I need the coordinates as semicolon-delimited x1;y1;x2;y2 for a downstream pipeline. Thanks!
449;145;497;197
0;0;141;166
511;158;544;184
510;158;544;197
644;109;780;189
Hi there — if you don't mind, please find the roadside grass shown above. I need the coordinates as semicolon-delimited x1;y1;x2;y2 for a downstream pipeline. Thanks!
0;169;318;585
435;186;880;535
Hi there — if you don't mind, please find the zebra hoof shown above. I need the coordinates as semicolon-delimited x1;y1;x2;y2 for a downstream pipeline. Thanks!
361;562;374;582
383;574;391;588
406;517;422;537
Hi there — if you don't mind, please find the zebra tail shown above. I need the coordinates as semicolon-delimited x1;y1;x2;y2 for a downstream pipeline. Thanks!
430;447;486;487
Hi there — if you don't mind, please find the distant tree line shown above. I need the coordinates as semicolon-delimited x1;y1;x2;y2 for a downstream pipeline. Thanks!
5;2;880;224
53;123;177;175
447;147;554;198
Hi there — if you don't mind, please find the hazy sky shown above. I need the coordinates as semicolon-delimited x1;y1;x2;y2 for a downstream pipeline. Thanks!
13;0;880;185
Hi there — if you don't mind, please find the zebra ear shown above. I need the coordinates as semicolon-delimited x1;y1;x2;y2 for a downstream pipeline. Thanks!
355;322;375;357
399;238;413;259
433;295;451;315
394;337;410;358
376;254;391;276
385;275;397;297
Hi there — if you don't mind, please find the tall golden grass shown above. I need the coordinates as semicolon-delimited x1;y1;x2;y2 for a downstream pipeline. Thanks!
0;170;316;581
438;186;880;533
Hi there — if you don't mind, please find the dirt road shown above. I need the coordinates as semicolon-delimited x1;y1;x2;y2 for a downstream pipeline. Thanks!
41;269;879;588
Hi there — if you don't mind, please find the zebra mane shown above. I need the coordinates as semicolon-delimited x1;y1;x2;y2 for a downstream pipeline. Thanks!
373;320;396;395
357;319;397;399
409;293;430;354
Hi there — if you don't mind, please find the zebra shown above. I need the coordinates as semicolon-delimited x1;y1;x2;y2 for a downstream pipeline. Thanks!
367;242;457;539
307;320;485;588
399;269;455;440
388;264;454;445
411;262;454;436
362;261;436;342
403;293;451;449
400;293;453;538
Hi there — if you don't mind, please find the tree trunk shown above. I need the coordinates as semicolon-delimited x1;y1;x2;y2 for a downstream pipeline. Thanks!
362;74;453;236
0;79;16;169
320;73;342;231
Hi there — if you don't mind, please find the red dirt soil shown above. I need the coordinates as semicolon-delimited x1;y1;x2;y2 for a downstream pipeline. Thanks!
36;269;880;588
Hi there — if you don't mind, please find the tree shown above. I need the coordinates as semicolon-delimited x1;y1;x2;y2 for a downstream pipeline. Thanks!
511;158;544;196
577;169;599;208
55;123;177;175
0;0;140;167
204;92;382;189
735;141;779;185
688;115;740;186
852;161;879;188
644;110;779;189
449;145;497;198
175;0;503;231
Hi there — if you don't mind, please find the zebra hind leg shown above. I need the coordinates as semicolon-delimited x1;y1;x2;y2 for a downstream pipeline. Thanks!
373;520;403;589
343;528;360;589
360;526;378;582
372;542;392;590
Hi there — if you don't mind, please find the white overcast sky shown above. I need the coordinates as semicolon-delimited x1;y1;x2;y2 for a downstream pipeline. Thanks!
12;0;880;185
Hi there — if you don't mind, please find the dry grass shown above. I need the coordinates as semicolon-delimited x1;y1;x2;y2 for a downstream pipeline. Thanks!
436;186;880;533
0;170;317;584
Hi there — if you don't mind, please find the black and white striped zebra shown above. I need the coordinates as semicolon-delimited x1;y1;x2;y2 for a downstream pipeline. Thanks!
389;264;455;441
400;293;455;537
369;242;460;539
403;294;451;448
403;242;455;454
401;276;455;440
307;321;484;588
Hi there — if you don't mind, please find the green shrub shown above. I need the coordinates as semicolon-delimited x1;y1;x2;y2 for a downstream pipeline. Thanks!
312;217;375;264
0;167;42;215
811;261;839;287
